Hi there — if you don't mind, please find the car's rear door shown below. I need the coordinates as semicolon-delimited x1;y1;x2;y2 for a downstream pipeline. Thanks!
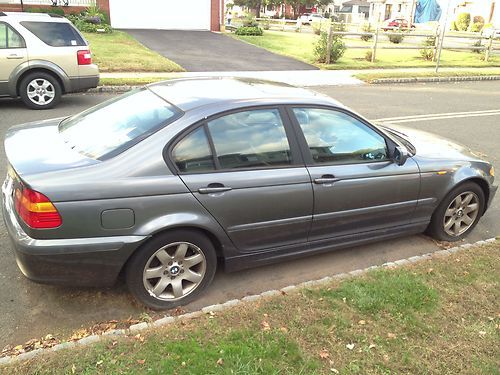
170;107;313;252
0;22;27;95
287;106;420;242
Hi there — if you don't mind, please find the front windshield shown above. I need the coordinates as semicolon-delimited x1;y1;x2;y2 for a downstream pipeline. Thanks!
59;88;182;160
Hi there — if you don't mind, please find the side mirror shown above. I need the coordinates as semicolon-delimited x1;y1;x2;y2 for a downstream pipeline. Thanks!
393;146;409;166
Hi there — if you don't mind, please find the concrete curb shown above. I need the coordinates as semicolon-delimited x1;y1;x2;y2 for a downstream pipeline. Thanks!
88;86;141;93
371;75;500;84
1;237;497;367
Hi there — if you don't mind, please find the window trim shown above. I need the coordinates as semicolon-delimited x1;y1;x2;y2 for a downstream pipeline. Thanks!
165;105;305;175
285;105;398;167
0;22;26;49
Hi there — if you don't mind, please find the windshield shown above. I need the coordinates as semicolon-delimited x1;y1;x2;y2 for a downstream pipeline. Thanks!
59;88;182;160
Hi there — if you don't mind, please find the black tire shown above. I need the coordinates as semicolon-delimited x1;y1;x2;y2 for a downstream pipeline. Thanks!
125;230;217;310
427;182;485;242
19;72;62;110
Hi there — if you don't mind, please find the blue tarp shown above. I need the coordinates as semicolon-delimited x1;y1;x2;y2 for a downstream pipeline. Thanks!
414;0;442;23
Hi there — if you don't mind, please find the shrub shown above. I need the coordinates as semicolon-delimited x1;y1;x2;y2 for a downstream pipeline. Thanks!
314;31;346;63
456;12;471;31
360;22;373;41
235;26;263;36
450;21;458;31
260;18;270;30
470;22;483;33
66;6;113;34
26;7;65;16
473;15;484;24
472;39;483;53
423;35;436;47
364;50;373;61
242;15;258;27
312;24;321;35
388;31;404;44
420;47;434;60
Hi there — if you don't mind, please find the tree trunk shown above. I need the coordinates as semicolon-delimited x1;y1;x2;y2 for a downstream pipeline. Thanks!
256;0;262;18
20;0;24;11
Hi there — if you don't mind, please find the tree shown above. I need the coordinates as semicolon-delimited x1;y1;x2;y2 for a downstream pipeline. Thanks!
233;0;263;17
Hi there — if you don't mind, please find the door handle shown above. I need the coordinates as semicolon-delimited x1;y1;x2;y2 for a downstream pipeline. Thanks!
6;54;24;59
198;183;232;194
314;174;340;184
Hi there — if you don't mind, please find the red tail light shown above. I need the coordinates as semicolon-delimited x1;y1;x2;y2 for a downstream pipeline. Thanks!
77;49;92;65
14;185;62;229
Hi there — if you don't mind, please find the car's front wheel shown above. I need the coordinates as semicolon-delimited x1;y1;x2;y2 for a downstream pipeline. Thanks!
19;72;62;110
427;182;485;241
126;230;217;310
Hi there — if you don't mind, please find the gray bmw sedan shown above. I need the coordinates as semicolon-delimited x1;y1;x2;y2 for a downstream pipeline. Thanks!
2;78;497;309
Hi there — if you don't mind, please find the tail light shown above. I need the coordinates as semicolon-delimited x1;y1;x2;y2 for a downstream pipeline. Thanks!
14;184;62;229
77;49;92;65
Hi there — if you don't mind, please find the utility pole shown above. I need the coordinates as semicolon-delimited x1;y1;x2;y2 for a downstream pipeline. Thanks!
435;0;453;73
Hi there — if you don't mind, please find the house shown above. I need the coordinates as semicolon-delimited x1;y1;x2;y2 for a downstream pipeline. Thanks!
338;0;370;23
0;0;224;31
367;0;414;23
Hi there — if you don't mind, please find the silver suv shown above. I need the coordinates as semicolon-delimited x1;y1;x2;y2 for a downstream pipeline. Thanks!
0;12;99;109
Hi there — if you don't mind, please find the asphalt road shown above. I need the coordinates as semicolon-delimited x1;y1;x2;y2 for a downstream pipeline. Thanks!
0;81;498;349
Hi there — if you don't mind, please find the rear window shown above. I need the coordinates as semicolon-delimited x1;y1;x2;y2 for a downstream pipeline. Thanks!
20;21;85;47
59;89;182;160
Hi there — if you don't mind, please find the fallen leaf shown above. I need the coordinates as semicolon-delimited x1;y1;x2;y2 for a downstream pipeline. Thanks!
137;359;146;365
330;368;339;374
358;320;366;325
383;354;390;363
181;361;186;366
13;345;23;351
346;343;355;350
216;358;224;366
427;268;434;274
369;344;376;349
261;321;271;331
319;349;330;359
71;364;76;374
479;331;487;336
280;327;288;333
342;297;347;303
96;360;103;366
387;333;397;339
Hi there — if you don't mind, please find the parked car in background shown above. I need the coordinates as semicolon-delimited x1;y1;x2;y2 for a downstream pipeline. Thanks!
382;18;415;31
0;12;99;109
299;13;325;25
3;78;496;310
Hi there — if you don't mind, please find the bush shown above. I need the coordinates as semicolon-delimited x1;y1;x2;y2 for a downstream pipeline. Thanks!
314;31;346;63
242;15;258;27
423;35;436;47
419;35;435;61
364;50;373;61
472;39;483;53
235;26;263;36
473;15;484;24
260;18;270;30
456;13;470;31
420;48;434;60
361;22;373;41
470;22;483;33
26;7;65;16
66;5;113;34
388;31;404;44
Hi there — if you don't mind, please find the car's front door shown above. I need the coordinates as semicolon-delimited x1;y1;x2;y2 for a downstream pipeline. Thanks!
288;107;420;242
171;107;313;252
0;22;27;96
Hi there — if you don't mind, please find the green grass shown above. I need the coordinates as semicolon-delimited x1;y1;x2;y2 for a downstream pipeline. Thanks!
355;68;500;82
99;77;175;86
4;241;499;374
84;31;184;73
231;30;500;69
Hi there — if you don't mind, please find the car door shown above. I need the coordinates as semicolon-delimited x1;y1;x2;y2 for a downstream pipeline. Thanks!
288;106;420;242
170;107;313;252
0;22;27;96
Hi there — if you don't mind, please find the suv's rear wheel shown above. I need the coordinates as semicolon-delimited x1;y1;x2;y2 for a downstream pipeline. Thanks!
126;230;217;310
19;72;61;110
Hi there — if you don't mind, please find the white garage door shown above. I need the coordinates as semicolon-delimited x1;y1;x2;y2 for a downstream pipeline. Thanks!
109;0;211;30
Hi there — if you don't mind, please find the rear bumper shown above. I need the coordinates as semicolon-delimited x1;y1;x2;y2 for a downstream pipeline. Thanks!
2;179;147;287
487;184;498;211
68;74;99;93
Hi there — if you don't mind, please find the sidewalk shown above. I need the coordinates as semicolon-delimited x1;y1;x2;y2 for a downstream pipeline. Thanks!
100;67;500;87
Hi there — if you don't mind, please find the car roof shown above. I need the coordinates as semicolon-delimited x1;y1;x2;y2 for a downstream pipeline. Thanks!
148;77;342;112
1;12;69;23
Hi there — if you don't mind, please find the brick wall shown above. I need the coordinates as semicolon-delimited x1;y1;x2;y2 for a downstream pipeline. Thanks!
210;0;221;31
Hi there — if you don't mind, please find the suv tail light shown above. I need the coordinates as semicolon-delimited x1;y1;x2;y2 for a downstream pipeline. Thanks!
14;184;62;229
77;49;92;65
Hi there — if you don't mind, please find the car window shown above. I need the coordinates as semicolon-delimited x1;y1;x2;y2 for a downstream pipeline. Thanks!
172;127;215;173
59;88;182;160
293;108;388;164
0;23;25;49
207;109;292;170
20;21;85;47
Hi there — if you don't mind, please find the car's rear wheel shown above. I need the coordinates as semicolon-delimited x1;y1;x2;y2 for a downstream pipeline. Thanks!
427;182;485;241
19;72;61;110
126;230;217;310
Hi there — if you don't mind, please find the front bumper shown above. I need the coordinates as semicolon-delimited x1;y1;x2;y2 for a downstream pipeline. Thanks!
2;178;147;287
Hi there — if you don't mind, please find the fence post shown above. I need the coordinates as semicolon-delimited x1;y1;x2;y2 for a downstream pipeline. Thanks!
485;35;494;62
282;17;286;32
326;22;334;65
432;27;439;62
371;27;379;62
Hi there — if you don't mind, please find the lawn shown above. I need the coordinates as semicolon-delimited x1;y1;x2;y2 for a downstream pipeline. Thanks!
4;240;499;374
355;68;500;82
232;30;500;70
84;31;184;73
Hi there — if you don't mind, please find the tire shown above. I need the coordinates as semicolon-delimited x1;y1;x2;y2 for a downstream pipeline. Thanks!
427;182;485;242
125;230;217;310
19;72;62;110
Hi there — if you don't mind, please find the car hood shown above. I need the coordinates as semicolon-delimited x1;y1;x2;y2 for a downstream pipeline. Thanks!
377;123;487;162
4;118;99;178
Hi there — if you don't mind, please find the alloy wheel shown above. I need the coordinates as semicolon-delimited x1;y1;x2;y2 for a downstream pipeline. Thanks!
142;242;206;301
443;191;480;237
26;79;56;106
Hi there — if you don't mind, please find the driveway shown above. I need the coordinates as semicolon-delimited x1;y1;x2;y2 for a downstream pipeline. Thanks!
123;30;317;72
0;81;498;350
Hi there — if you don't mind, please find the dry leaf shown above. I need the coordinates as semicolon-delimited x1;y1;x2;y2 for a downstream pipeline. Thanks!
479;331;487;336
427;268;434;274
181;361;186;366
330;369;339;374
358;320;366;325
261;321;271;331
216;358;224;366
71;364;76;374
96;360;103;366
280;327;288;333
346;343;355;350
383;354;390;363
387;333;397;339
137;359;146;365
319;349;330;359
369;344;376;349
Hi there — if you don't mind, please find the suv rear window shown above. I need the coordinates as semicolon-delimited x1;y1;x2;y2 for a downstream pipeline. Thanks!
59;88;183;160
20;21;85;47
